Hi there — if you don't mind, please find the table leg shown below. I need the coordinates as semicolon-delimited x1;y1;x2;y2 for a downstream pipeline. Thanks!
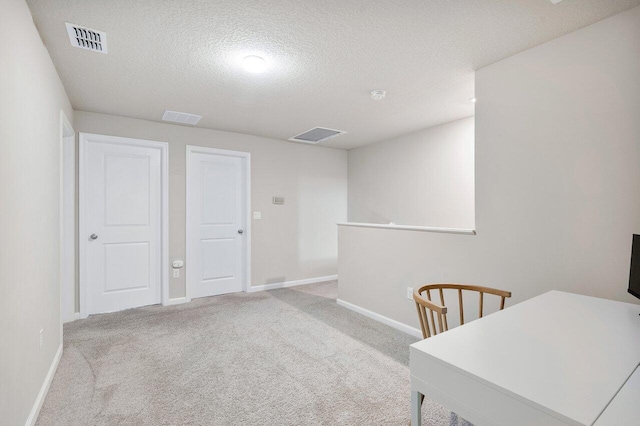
411;390;422;426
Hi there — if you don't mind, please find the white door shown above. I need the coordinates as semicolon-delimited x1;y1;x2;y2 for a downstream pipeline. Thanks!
187;147;248;299
80;133;166;315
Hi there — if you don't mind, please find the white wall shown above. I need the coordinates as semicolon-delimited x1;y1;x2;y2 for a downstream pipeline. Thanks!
348;117;475;229
74;111;347;300
0;0;74;424
339;6;640;331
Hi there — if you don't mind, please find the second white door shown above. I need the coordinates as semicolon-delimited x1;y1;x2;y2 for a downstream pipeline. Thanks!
187;147;248;299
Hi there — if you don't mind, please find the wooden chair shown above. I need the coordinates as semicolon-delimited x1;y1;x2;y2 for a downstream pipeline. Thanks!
413;284;512;339
411;284;511;424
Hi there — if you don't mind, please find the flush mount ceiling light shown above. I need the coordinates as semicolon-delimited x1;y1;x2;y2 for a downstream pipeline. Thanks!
469;97;477;103
370;90;386;100
242;55;267;73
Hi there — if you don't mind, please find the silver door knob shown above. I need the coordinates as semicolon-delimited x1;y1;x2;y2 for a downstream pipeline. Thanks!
90;234;98;240
237;229;244;234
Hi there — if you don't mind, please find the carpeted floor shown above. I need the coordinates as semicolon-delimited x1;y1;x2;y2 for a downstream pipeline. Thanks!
37;281;469;425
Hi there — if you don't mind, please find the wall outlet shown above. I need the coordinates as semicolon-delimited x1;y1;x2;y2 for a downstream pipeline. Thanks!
173;269;180;278
253;211;262;220
39;329;44;349
406;287;413;300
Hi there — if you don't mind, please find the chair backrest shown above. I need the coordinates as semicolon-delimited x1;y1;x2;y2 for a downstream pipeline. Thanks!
413;284;512;339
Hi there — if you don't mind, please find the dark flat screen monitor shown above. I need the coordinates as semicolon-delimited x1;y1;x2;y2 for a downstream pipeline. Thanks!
629;234;640;300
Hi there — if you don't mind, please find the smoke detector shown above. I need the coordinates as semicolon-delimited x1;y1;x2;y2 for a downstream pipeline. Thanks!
289;127;347;144
65;22;107;54
370;90;386;100
161;110;202;126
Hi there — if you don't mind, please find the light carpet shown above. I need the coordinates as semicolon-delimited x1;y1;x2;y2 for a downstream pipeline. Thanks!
37;281;471;425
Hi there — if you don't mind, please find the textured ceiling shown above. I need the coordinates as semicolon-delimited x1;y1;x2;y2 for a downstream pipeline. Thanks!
27;0;640;149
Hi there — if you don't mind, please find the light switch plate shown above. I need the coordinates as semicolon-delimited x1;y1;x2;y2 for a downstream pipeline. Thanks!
253;211;262;220
406;287;413;300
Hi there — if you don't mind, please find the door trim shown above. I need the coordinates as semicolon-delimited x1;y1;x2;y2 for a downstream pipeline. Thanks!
79;133;169;318
185;145;251;302
59;111;74;331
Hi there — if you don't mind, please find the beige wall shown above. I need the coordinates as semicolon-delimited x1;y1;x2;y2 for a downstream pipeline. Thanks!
339;6;640;331
0;0;74;424
74;111;347;299
348;117;475;228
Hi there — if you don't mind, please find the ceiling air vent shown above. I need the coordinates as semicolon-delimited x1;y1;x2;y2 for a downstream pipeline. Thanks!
289;127;347;144
65;22;107;54
161;110;202;126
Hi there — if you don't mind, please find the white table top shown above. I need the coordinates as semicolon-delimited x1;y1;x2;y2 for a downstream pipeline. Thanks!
410;291;640;425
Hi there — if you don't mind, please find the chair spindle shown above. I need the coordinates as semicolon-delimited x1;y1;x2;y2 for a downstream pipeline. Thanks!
426;290;437;335
439;288;448;331
458;289;464;325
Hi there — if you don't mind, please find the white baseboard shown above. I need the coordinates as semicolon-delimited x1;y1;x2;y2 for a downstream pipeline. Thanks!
336;298;423;338
247;275;338;293
164;297;187;306
25;343;63;426
63;312;80;324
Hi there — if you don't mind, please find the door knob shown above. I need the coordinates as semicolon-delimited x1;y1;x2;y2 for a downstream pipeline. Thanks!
90;233;98;240
237;229;244;234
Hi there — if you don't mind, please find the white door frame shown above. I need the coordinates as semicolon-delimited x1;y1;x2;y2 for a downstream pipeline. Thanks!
185;145;251;302
59;111;75;331
79;133;170;318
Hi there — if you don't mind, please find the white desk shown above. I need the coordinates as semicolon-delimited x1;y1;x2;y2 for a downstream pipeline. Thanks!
410;291;640;425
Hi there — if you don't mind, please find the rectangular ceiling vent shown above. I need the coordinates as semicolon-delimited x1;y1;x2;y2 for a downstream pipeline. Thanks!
65;22;107;54
161;110;202;126
289;127;347;144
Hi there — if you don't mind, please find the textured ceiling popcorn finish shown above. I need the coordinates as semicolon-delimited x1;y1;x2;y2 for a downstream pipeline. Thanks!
26;0;640;149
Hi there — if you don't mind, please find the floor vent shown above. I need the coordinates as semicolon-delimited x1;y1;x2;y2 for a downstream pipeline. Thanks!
289;127;347;144
65;23;107;54
161;110;202;126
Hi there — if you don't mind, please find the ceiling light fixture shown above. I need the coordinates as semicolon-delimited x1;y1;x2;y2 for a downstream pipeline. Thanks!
469;97;477;103
242;55;267;73
371;90;386;100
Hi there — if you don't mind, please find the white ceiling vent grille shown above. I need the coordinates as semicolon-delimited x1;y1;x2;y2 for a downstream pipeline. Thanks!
65;22;107;54
161;110;202;126
289;127;347;144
